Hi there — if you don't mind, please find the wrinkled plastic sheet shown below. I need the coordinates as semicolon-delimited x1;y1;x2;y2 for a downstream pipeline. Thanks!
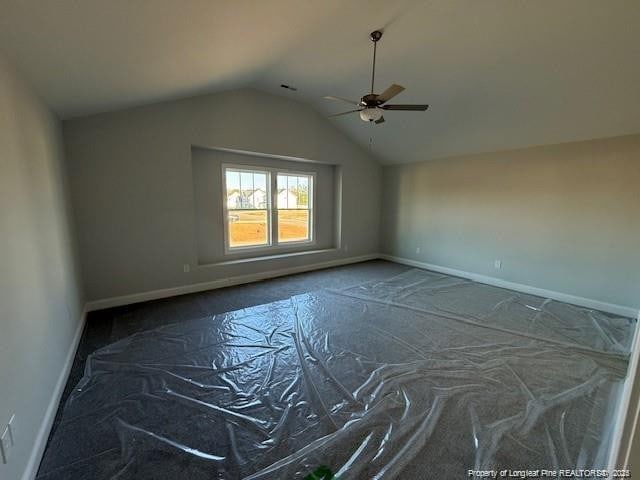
38;269;635;479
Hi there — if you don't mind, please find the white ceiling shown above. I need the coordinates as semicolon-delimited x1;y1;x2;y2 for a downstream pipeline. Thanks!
1;0;639;164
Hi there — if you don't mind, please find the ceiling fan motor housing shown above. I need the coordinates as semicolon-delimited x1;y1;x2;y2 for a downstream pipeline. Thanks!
362;93;383;107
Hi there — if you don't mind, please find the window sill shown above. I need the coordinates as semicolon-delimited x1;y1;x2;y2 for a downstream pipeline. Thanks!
198;248;338;267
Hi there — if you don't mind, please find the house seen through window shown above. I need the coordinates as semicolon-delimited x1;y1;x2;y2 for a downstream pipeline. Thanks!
277;173;311;243
224;165;314;252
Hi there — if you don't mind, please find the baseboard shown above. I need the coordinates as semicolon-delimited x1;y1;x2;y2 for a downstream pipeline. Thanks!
382;254;640;469
380;254;639;319
25;254;640;478
608;309;640;471
87;253;638;318
21;305;88;480
85;253;379;312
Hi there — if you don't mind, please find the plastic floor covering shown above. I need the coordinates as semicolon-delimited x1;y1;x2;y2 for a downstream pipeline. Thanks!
37;269;636;479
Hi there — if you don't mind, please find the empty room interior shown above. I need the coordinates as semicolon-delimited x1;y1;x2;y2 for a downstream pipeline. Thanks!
1;1;640;479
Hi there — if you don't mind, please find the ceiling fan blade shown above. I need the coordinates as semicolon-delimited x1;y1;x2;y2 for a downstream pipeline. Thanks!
381;104;429;111
328;109;362;118
375;116;385;124
377;84;405;103
324;95;361;106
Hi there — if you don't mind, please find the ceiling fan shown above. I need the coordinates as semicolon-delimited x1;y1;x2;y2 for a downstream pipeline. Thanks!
325;30;429;124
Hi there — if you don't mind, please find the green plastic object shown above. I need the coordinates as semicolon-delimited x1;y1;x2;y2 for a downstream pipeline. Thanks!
303;465;334;480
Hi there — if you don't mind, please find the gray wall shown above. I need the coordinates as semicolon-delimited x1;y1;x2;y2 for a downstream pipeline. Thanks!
381;133;640;310
0;55;83;480
192;148;337;265
63;88;381;301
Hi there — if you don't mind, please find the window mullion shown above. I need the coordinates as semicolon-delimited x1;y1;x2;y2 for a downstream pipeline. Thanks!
270;171;277;246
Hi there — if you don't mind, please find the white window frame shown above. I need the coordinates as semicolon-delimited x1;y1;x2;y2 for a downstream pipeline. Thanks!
222;163;316;255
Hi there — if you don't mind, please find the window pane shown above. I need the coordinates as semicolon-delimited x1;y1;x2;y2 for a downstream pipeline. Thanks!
228;210;269;248
277;174;312;210
277;175;288;208
253;173;267;192
297;176;309;207
226;170;268;210
240;171;253;191
225;170;240;209
278;209;309;242
278;176;298;208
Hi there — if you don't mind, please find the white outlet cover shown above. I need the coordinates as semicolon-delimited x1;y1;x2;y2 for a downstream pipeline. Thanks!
494;260;502;269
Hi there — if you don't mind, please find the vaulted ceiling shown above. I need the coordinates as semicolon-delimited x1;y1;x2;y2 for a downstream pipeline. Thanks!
1;0;639;164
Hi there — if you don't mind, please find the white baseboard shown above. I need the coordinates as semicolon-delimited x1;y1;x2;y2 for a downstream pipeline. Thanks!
26;254;640;479
21;305;87;480
380;254;639;319
382;254;640;470
87;253;638;318
608;309;640;471
86;254;379;312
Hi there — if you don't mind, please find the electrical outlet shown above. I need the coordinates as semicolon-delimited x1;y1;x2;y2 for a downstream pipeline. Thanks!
494;260;502;269
183;264;190;273
344;244;349;252
416;247;421;254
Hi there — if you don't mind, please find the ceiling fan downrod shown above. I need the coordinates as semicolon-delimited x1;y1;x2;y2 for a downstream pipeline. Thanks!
370;30;382;94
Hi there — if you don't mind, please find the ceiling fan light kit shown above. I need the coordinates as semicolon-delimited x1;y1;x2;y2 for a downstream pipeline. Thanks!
360;107;384;122
325;30;429;124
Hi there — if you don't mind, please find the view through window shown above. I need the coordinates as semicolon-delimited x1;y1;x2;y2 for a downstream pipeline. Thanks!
277;173;312;243
224;165;314;251
225;168;270;248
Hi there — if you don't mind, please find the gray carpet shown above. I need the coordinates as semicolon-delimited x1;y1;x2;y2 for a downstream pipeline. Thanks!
39;259;410;474
37;260;634;479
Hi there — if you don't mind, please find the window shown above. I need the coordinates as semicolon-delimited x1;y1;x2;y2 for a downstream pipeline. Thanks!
277;173;312;243
223;164;314;253
224;167;270;249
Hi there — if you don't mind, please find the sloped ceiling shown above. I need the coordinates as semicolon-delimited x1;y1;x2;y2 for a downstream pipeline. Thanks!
1;0;639;164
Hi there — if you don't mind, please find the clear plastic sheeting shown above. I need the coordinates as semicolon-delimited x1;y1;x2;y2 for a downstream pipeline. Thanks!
340;269;634;355
37;269;635;479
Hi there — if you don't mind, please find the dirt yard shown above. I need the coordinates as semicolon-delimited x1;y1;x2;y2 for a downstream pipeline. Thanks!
229;210;309;247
